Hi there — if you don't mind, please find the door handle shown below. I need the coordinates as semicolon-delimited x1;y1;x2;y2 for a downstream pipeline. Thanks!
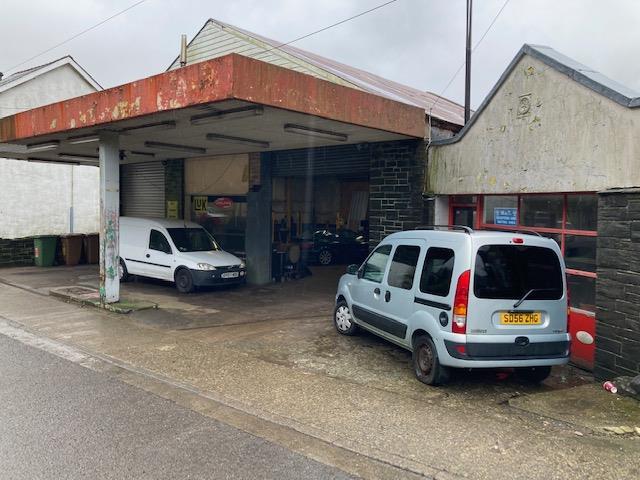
146;254;150;258
374;287;381;295
385;291;391;302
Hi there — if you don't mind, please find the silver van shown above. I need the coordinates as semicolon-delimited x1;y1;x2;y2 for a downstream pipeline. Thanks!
334;226;570;385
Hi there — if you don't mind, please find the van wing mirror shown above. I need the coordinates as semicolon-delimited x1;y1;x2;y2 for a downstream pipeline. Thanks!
346;264;360;276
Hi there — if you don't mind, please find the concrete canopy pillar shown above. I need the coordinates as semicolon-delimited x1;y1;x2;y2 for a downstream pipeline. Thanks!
98;131;120;303
246;152;272;285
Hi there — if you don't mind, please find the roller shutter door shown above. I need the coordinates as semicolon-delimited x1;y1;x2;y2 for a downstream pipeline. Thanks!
120;162;165;218
271;145;370;177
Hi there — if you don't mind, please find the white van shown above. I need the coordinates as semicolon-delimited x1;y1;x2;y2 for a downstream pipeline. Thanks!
119;217;246;293
334;226;570;385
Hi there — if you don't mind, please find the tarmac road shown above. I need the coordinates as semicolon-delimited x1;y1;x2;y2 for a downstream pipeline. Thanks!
0;334;352;480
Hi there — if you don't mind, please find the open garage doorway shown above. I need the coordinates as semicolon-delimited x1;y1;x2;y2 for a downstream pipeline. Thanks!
271;145;370;281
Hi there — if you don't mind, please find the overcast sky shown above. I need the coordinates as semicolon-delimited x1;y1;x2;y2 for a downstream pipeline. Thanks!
2;0;639;109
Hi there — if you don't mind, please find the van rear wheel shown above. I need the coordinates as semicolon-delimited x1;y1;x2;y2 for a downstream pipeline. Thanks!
175;268;194;293
514;366;552;383
412;335;450;386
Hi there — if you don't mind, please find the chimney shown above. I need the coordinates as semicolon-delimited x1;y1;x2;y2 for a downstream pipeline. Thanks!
180;34;187;68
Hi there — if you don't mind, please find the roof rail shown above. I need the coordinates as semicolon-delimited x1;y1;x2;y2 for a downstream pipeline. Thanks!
414;225;474;234
480;227;543;237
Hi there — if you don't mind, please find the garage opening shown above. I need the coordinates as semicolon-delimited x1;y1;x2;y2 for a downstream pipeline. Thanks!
271;144;370;279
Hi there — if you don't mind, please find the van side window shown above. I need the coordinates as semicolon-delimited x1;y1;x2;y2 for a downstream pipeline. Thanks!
420;247;455;297
388;245;421;290
149;230;172;254
362;245;392;283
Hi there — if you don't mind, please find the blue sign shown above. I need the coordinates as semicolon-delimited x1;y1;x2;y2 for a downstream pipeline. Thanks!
494;207;517;226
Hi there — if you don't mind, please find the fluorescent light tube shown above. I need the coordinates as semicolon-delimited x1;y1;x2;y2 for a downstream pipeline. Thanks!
144;141;206;155
121;121;176;134
58;153;99;162
26;141;59;152
67;135;99;145
283;124;348;142
191;106;264;125
205;133;269;149
127;151;155;157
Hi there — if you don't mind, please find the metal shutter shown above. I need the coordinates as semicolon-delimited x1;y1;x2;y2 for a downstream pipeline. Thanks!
120;162;165;218
271;145;370;177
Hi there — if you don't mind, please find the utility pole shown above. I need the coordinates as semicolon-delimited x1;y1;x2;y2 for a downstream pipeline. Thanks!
464;0;472;124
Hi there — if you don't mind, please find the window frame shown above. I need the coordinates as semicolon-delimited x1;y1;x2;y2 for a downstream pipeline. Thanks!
419;246;455;298
149;229;173;254
387;244;422;290
361;244;392;284
478;192;597;316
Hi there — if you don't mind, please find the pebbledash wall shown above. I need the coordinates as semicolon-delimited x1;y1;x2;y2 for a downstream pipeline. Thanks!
595;190;640;378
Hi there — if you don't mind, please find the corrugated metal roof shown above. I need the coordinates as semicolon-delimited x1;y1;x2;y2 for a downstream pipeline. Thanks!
169;18;465;127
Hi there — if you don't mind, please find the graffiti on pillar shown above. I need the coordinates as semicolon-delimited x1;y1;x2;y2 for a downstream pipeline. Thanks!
104;210;119;280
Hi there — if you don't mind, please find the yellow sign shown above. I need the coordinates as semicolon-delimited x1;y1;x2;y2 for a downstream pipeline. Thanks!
193;196;208;213
166;200;179;219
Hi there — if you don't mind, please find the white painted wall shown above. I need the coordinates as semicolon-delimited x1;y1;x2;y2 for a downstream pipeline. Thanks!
0;63;99;239
428;55;640;195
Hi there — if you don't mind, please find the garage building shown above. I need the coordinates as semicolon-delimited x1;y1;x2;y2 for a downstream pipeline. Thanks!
428;44;640;378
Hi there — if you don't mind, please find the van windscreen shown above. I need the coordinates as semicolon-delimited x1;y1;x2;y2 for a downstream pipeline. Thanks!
474;245;563;300
167;228;220;252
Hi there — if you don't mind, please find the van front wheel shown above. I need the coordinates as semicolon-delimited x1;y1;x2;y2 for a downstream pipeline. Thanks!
175;268;194;293
412;335;449;386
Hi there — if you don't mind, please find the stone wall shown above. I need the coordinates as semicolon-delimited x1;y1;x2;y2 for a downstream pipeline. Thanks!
0;238;34;267
369;140;429;247
594;189;640;379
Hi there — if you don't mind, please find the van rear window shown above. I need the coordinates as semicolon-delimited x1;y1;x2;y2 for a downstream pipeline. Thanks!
474;245;563;300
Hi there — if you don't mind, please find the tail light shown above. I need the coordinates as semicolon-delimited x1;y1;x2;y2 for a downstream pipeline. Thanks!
453;270;471;334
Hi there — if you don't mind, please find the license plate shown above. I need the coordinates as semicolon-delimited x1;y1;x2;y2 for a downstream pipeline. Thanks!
500;311;542;325
221;271;239;279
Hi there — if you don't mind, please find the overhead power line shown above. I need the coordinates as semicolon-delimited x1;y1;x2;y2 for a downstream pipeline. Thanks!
260;0;400;56
429;0;511;116
2;0;149;74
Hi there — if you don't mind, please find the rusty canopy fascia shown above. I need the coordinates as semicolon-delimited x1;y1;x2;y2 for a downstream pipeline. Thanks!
0;53;425;144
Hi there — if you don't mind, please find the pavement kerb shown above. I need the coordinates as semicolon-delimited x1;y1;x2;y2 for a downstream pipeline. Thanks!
0;314;454;480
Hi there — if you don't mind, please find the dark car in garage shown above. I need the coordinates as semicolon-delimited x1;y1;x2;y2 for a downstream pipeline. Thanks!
299;229;369;266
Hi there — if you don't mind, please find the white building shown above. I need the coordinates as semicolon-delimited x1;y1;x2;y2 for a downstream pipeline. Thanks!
0;56;102;241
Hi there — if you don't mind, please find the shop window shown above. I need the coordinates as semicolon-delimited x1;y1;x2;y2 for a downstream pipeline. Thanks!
565;235;597;272
566;194;598;231
362;245;392;283
420;248;455;297
483;195;518;225
520;195;563;228
567;275;596;312
388;245;421;290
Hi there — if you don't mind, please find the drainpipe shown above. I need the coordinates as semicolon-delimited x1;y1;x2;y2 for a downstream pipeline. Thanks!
464;0;473;124
69;165;74;233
